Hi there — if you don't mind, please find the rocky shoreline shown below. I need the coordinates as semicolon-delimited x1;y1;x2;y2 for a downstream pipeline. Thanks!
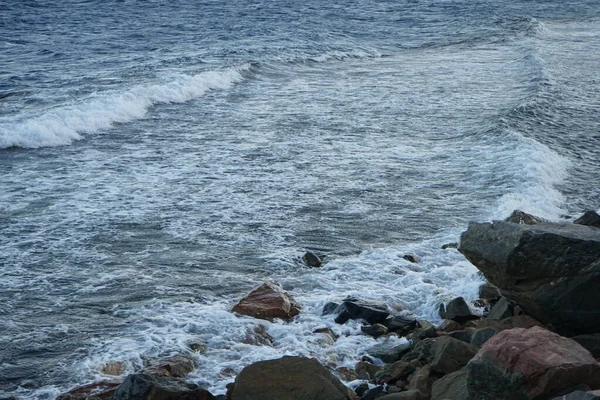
54;210;600;400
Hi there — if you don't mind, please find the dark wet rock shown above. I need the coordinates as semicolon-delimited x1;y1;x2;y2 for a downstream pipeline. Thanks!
467;326;600;399
437;319;461;333
505;209;549;225
383;316;419;335
487;297;514;320
447;330;472;344
407;365;437;397
367;341;412;363
401;337;438;366
324;296;390;325
438;297;478;324
431;368;468;400
303;251;322;267
498;314;543;330
478;282;501;300
374;361;416;385
459;220;600;334
361;323;389;338
470;327;498;347
57;381;121;400
112;373;215;400
574;211;600;228
336;367;358;382
242;324;274;346
572;334;600;359
403;253;420;263
355;382;370;398
442;243;458;250
355;361;381;380
232;281;301;321
409;320;437;346
143;355;195;378
230;356;357;400
361;386;385;400
430;336;478;375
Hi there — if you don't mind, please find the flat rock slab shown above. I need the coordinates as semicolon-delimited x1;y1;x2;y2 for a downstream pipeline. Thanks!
232;282;301;321
230;356;357;400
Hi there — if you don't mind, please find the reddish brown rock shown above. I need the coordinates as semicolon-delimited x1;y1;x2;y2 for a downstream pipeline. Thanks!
468;326;600;399
232;282;301;321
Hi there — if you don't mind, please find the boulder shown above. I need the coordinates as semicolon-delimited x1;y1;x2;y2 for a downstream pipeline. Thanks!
498;315;543;330
355;360;381;380
367;341;412;364
459;221;600;334
323;296;390;325
429;336;478;375
467;326;600;399
407;365;437;397
112;373;215;400
232;282;301;321
57;381;120;400
374;360;416;385
438;297;478;324
486;297;514;320
402;338;438;366
409;320;437;346
229;356;357;400
504;210;548;225
431;368;468;400
572;334;600;359
437;319;462;333
383;316;419;335
361;386;385;400
470;327;498;347
574;211;600;228
478;282;502;300
447;330;472;344
302;251;322;267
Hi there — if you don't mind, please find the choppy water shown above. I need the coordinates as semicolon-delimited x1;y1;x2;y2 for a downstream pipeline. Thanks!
1;0;599;398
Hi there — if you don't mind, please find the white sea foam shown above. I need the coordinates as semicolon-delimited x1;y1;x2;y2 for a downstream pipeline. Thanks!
0;65;249;149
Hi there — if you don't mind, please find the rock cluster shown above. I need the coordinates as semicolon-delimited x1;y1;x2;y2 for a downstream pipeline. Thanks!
55;209;600;400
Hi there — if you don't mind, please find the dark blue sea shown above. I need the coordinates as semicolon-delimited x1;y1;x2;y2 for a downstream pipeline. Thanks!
1;0;599;398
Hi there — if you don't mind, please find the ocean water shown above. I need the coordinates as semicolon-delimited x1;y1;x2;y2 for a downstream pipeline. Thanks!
1;0;599;398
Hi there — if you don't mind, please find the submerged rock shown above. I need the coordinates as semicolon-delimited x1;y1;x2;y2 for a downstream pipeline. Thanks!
232;281;301;321
459;220;600;334
403;253;420;263
143;355;195;378
302;250;323;267
57;381;121;400
367;341;412;364
229;356;357;400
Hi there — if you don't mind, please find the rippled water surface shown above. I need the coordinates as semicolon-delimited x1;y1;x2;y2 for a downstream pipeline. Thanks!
1;0;599;398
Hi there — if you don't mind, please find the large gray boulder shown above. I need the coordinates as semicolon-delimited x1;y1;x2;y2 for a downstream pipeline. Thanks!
459;221;600;334
230;356;357;400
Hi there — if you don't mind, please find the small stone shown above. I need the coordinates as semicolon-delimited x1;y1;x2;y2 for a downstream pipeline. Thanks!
367;341;412;363
374;361;416;385
487;297;514;320
242;324;274;346
362;323;389;338
100;361;125;376
187;342;207;353
504;209;548;225
355;361;381;380
384;316;419;335
438;297;478;323
478;282;502;300
314;327;339;343
403;253;420;263
336;367;358;382
143;355;195;378
442;243;458;249
437;319;461;333
302;251;322;267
